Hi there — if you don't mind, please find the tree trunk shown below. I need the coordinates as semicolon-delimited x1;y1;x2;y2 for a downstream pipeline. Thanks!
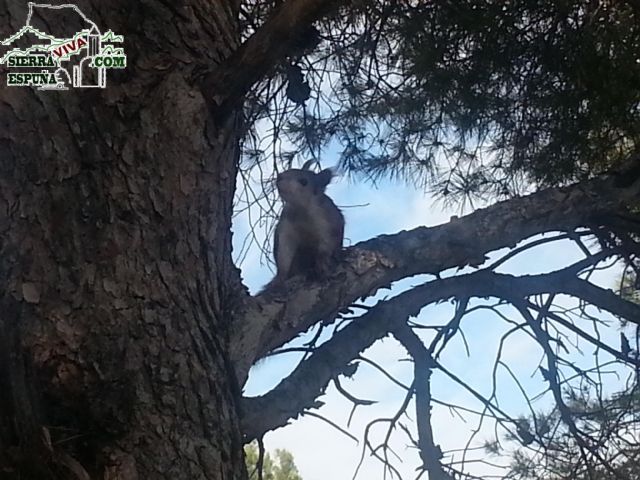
0;1;246;478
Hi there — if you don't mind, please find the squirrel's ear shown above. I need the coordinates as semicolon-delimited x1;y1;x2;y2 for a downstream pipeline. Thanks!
315;169;333;190
301;159;315;171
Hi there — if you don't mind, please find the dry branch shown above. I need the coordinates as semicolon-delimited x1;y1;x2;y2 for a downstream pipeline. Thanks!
393;324;455;480
240;257;640;440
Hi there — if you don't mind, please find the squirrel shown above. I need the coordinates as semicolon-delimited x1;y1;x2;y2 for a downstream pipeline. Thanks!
270;160;344;285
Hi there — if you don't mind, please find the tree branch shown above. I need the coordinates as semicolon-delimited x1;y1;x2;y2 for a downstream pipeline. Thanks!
240;284;417;441
393;324;455;480
240;258;640;439
513;302;624;479
200;0;346;119
524;300;640;368
231;159;640;383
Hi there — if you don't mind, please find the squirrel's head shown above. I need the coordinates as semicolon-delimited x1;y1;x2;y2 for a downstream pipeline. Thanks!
276;160;334;205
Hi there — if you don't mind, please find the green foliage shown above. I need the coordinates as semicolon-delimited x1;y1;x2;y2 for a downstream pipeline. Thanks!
244;442;303;480
248;1;640;202
497;388;640;479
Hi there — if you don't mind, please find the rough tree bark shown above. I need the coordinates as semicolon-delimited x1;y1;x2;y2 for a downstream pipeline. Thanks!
0;1;248;478
0;0;347;477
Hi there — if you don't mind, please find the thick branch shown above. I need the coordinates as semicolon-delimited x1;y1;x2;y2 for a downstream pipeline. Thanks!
240;261;640;439
240;291;415;441
241;270;482;440
231;159;640;383
201;0;345;118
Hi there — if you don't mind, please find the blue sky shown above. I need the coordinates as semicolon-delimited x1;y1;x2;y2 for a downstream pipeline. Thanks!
232;151;633;479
